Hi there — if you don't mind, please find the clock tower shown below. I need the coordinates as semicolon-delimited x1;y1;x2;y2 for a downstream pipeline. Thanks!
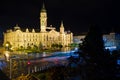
60;21;64;34
40;3;47;32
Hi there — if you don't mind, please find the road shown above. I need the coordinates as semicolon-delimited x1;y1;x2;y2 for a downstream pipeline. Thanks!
0;48;79;78
27;49;79;73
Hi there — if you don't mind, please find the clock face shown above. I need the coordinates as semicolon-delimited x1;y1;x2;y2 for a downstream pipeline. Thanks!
43;15;46;18
42;14;46;17
41;20;45;25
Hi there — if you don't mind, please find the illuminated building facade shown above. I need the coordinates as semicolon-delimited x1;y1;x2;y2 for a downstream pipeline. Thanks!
103;32;120;51
3;4;73;50
73;32;120;51
73;35;85;44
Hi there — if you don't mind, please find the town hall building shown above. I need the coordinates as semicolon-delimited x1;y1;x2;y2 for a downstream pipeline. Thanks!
3;4;73;50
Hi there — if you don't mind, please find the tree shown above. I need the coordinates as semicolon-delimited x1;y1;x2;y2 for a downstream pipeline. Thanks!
16;74;38;80
27;46;31;50
32;45;38;52
51;44;59;50
79;25;109;80
0;69;10;80
80;25;104;64
39;42;43;50
12;60;19;78
2;60;20;79
20;46;24;50
58;44;63;49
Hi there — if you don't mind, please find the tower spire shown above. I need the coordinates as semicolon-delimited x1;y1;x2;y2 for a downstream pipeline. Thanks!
16;24;18;27
41;2;46;12
60;21;64;28
40;2;47;32
60;21;64;33
42;2;45;9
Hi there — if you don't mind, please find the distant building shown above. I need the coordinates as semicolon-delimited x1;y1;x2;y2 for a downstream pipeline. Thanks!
73;35;85;44
3;4;73;50
103;32;120;51
73;32;120;51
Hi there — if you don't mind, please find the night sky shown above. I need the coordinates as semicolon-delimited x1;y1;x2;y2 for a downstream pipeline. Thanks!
0;0;119;36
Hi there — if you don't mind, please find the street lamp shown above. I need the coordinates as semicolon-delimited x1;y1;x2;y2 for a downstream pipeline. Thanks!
9;57;12;79
4;51;10;61
27;60;31;74
6;43;9;51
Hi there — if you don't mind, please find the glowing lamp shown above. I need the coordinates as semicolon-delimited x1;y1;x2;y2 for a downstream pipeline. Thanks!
27;61;31;65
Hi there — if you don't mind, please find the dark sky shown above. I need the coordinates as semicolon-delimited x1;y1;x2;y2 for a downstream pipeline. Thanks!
0;0;118;36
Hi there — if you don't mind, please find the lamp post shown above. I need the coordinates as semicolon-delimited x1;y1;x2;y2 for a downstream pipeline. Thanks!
27;60;31;74
4;43;10;61
6;43;9;51
4;51;10;61
9;58;12;79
